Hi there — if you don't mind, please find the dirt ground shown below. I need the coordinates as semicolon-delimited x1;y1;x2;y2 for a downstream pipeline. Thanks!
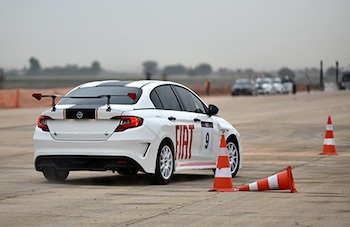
0;90;349;226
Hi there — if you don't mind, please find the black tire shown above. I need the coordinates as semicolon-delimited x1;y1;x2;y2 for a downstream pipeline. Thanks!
42;167;69;182
148;140;174;185
117;169;138;175
226;136;240;178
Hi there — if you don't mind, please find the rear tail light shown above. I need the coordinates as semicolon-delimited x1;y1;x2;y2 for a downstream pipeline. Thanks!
38;115;52;132
111;116;143;132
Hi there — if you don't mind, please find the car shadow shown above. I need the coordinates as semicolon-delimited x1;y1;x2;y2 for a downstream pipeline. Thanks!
43;173;214;186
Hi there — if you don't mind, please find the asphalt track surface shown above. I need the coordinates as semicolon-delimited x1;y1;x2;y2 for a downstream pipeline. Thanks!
0;90;349;226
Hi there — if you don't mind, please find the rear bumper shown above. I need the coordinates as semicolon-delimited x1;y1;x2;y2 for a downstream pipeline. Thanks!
33;126;160;174
35;155;144;172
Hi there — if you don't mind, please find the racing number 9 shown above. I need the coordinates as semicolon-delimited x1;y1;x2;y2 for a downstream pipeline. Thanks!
204;132;210;149
200;123;213;156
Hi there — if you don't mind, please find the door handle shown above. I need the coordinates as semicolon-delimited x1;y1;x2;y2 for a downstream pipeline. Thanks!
168;116;176;121
194;118;201;122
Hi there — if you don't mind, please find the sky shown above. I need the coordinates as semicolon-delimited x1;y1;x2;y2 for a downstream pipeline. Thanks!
1;0;350;73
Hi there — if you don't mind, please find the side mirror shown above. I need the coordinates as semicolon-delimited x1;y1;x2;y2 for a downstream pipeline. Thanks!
208;104;219;116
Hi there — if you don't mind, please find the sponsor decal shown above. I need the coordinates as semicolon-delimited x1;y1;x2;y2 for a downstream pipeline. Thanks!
65;108;96;119
175;125;194;160
201;121;213;128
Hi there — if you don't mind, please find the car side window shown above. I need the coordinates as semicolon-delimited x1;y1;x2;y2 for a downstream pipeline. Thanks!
173;85;207;113
151;85;182;111
150;90;163;109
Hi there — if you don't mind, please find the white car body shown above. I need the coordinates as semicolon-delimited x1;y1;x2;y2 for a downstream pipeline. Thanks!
282;76;293;93
33;80;242;184
272;77;288;94
256;78;276;94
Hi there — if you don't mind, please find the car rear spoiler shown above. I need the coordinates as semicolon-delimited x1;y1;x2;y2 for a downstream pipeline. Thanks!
32;93;137;112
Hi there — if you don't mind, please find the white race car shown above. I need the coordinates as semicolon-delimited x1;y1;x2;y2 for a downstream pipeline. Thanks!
272;77;288;94
33;80;242;184
256;78;276;95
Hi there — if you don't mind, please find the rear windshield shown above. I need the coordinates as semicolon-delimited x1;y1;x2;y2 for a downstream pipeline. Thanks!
58;86;142;105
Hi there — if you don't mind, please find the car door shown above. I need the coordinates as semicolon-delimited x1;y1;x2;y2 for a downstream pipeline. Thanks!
150;85;195;161
172;85;220;162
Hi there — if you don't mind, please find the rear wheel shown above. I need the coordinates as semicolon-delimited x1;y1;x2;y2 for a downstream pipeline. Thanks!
148;140;174;185
42;167;69;182
226;137;240;177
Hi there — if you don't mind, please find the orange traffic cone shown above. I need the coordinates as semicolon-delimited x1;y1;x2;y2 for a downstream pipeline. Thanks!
209;134;237;192
320;116;338;155
238;166;297;193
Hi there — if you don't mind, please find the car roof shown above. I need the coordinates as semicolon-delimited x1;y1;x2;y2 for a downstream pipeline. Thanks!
73;80;206;109
78;80;182;89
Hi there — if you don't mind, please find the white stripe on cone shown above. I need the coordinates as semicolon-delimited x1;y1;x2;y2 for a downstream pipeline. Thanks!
218;147;228;156
249;182;258;191
324;138;335;145
326;124;333;130
214;167;231;178
268;174;279;189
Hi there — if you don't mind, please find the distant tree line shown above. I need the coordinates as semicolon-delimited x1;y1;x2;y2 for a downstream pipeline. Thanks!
277;66;338;78
277;67;295;77
26;57;102;76
3;56;342;79
142;60;213;77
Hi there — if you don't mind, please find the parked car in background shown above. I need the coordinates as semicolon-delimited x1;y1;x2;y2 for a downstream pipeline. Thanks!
339;71;350;90
231;79;256;96
256;78;276;95
272;77;288;94
282;75;293;93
